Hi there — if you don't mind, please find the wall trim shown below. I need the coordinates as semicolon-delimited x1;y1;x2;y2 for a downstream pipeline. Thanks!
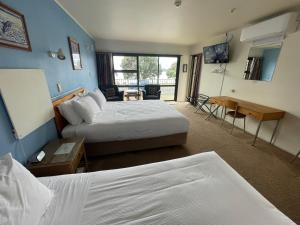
54;0;94;39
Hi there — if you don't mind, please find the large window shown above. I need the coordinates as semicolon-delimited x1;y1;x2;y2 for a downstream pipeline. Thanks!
113;54;180;101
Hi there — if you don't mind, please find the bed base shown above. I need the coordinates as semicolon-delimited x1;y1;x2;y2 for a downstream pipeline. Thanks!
52;88;188;157
85;132;187;157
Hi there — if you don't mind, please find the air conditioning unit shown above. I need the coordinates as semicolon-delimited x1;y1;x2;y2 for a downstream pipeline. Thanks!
240;13;300;46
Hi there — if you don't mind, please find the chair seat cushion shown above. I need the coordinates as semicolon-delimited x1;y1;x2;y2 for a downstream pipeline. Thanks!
227;111;246;118
144;95;159;99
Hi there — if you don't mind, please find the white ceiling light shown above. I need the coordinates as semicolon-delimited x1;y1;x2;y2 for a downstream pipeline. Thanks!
174;0;182;7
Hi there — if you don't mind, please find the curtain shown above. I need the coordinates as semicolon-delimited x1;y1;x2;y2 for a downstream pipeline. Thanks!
96;52;114;89
190;54;202;105
244;57;263;80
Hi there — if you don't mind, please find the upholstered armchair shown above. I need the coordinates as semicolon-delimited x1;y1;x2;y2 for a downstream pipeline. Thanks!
101;85;124;101
142;85;161;100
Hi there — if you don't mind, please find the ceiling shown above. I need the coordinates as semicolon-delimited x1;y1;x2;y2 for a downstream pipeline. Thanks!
56;0;300;45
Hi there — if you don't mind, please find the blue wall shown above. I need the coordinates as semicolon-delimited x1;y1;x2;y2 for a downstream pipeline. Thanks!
0;0;98;163
261;48;281;81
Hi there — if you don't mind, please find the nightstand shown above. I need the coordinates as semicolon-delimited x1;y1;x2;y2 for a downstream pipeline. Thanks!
27;137;88;177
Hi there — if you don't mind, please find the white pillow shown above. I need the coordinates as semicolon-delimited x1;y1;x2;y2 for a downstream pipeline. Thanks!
88;89;106;110
73;95;101;124
58;96;83;125
0;153;53;225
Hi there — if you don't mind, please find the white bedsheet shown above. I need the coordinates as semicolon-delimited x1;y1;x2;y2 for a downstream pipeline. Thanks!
62;100;189;142
38;152;296;225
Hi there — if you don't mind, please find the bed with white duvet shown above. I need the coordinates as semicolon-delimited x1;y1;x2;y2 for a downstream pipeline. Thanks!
38;151;296;225
62;100;189;143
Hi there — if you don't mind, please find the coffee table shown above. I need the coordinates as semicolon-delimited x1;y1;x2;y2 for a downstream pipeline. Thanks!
125;90;140;100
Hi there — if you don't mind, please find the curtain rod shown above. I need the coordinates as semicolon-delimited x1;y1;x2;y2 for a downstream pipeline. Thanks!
96;52;183;57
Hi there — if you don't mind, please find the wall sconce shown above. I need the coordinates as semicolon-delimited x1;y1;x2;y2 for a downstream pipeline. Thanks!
48;48;66;60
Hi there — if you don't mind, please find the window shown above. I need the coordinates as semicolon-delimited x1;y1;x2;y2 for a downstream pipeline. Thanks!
113;54;180;101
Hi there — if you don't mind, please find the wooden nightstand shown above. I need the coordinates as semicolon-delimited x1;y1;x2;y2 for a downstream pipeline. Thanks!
27;137;88;177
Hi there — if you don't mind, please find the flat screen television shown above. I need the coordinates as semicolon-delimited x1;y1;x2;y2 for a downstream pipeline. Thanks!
203;42;229;64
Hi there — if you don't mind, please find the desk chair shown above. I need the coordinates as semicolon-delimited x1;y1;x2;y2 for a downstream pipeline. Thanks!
221;100;246;134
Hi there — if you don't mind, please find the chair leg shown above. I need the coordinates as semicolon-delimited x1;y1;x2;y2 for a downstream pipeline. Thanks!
220;106;224;120
231;116;236;134
243;117;246;133
221;109;226;127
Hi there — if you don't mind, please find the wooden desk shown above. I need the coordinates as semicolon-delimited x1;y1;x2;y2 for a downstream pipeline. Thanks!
207;96;285;145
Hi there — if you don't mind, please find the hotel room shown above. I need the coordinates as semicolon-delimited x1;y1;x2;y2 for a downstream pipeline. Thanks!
0;0;299;224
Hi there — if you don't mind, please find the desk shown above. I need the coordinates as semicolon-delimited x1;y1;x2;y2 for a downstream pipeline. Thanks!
207;96;285;146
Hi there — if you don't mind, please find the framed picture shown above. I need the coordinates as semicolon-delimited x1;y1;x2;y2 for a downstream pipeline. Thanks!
68;37;82;70
183;64;188;72
0;2;31;51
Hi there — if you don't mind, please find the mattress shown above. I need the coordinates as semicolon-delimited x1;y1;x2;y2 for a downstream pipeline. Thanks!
38;152;296;225
62;100;189;143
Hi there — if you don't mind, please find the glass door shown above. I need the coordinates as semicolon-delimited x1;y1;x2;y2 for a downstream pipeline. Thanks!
158;57;178;101
113;55;138;92
113;54;180;101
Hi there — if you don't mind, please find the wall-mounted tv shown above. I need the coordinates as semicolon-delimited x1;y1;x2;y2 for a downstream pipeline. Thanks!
203;42;229;64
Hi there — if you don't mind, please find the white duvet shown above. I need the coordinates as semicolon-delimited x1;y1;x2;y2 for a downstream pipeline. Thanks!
38;152;296;225
62;100;189;142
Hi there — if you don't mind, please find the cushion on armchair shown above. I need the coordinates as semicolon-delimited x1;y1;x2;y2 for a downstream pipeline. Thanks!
106;88;116;98
148;86;159;95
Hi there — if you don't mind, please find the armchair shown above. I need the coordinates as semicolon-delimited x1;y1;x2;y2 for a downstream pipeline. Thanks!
101;85;124;101
142;85;161;100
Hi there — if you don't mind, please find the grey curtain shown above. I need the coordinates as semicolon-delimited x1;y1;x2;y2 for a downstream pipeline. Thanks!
190;54;203;105
244;57;263;80
96;52;114;89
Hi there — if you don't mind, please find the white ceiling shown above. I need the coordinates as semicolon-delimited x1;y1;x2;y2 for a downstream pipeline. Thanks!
56;0;300;45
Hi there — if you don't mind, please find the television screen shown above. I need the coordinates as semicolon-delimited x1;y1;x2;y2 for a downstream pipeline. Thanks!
203;42;229;64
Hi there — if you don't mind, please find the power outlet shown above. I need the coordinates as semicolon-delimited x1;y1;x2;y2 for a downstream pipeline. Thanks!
57;82;62;93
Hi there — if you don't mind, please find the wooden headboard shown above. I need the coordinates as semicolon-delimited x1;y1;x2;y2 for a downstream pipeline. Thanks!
52;88;85;133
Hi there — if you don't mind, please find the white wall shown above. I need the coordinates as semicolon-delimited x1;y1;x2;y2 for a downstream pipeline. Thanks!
96;38;190;101
191;29;300;156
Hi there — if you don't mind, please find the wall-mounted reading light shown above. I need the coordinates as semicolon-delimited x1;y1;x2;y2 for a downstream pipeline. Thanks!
48;48;66;60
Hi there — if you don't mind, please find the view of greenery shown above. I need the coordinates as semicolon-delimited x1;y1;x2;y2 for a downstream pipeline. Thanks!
121;56;160;79
166;62;177;78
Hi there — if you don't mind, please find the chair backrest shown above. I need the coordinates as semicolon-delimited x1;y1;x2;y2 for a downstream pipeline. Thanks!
223;100;238;110
102;85;119;97
145;84;160;95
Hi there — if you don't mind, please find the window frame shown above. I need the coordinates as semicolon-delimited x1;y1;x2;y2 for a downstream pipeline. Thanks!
112;53;181;101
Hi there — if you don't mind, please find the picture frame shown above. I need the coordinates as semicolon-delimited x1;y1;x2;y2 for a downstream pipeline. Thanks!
183;64;188;72
68;37;82;70
0;2;31;51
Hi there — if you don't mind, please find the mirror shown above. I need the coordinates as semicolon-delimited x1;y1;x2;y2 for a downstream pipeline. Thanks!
244;45;281;81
